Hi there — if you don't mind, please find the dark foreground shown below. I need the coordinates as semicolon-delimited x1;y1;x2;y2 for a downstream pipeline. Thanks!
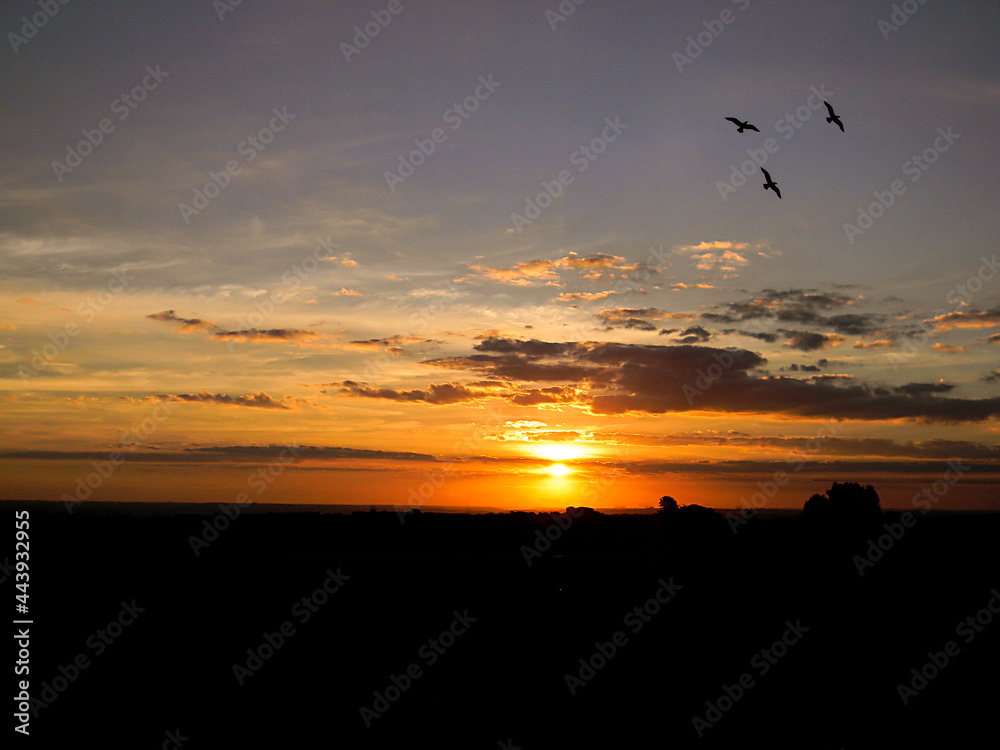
4;500;999;748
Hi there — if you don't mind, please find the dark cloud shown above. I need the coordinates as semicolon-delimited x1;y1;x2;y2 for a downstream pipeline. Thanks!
702;290;880;338
149;310;323;345
508;386;580;406
214;329;320;342
473;337;571;357
360;337;1000;423
734;329;779;343
894;382;955;395
595;308;692;331
157;391;292;409
674;325;711;344
594;432;1000;460
147;310;216;331
335;381;489;405
782;330;844;351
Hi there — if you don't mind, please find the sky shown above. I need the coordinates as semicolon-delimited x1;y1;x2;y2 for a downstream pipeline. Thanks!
1;0;999;511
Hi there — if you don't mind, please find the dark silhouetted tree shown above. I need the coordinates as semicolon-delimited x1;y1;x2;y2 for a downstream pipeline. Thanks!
658;495;678;513
803;481;881;522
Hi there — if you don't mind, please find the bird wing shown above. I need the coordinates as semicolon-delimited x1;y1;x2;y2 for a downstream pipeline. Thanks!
725;117;740;125
774;186;781;199
761;168;771;181
747;124;760;131
825;101;836;117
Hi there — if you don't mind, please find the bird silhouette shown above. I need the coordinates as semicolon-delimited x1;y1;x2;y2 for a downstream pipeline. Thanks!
725;117;759;133
761;168;781;199
824;101;844;132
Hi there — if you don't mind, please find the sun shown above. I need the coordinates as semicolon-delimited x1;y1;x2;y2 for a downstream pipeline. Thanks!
547;463;572;477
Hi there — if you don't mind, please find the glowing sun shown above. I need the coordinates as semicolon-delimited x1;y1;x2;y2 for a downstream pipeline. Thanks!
546;463;572;477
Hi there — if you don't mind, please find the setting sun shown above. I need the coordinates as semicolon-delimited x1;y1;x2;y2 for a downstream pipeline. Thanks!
547;463;572;477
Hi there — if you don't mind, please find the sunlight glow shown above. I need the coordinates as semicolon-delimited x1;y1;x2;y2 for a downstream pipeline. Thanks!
535;443;588;462
547;463;572;477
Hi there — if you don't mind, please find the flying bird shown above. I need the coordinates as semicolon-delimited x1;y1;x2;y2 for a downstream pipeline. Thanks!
761;168;781;199
725;117;759;133
824;101;844;132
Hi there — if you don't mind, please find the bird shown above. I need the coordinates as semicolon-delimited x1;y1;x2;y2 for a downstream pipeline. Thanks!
761;168;781;199
725;117;759;133
824;101;844;132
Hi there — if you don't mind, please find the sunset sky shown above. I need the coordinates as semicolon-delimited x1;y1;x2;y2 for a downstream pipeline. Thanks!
2;0;999;511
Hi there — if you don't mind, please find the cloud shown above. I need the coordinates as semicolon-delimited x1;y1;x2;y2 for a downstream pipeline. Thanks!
334;288;363;297
464;252;644;288
508;385;580;406
676;241;749;252
927;309;1000;331
213;328;321;343
893;381;954;395
405;337;1000;423
334;381;490;405
595;308;694;331
932;343;966;353
148;310;327;346
556;290;624;302
986;334;1000;345
854;340;896;348
691;249;749;272
156;391;292;409
782;330;844;351
674;325;711;344
594;432;1000;460
147;310;216;332
731;329;779;343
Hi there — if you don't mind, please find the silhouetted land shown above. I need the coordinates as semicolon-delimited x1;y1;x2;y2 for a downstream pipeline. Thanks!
3;495;998;748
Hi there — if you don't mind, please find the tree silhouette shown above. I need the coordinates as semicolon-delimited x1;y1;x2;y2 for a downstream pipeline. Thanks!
803;481;881;522
658;495;678;513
